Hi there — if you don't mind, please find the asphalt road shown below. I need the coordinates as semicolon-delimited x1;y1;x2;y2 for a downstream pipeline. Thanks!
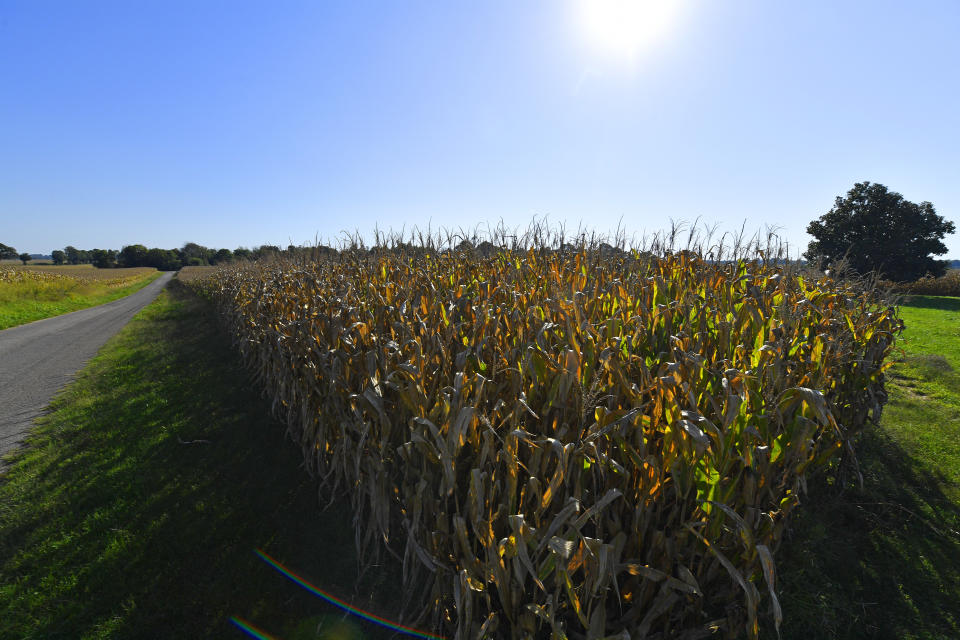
0;271;174;469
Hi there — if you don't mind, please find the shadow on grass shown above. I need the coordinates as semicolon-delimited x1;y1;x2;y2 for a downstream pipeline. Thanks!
900;295;960;312
0;282;407;639
771;427;960;640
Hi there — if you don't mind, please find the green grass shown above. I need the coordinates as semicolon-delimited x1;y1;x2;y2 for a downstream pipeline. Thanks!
773;295;960;640
0;271;163;330
0;282;403;639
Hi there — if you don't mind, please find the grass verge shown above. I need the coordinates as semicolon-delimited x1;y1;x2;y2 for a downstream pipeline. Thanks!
0;271;163;330
773;295;960;640
0;282;403;639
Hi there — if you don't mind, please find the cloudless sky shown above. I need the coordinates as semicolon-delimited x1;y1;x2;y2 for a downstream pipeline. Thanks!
1;0;958;257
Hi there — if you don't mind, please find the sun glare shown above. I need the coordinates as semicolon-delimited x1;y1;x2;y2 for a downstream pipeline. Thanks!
578;0;681;62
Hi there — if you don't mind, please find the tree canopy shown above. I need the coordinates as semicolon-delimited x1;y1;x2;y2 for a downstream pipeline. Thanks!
90;249;118;269
805;182;955;281
119;244;148;268
0;243;18;260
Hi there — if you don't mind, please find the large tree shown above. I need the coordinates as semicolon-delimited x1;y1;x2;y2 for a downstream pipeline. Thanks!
181;242;212;265
119;244;148;268
90;249;118;269
805;182;955;281
0;243;17;260
64;245;81;265
145;248;181;271
211;248;233;264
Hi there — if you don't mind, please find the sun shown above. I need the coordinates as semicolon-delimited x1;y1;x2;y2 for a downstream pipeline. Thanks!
577;0;682;61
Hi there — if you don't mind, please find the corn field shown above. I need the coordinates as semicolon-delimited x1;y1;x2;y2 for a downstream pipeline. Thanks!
188;231;901;639
881;269;960;298
176;265;220;283
0;265;157;287
0;268;75;285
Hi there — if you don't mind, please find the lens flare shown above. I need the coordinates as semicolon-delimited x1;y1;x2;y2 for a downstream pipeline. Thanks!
231;616;279;640
231;549;447;640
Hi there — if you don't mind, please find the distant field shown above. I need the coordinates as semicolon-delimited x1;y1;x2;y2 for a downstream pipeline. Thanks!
886;269;960;298
177;265;220;283
0;266;162;329
6;264;157;281
0;259;52;266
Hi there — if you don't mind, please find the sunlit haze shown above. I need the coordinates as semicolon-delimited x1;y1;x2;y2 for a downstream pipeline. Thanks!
1;0;957;257
577;0;685;62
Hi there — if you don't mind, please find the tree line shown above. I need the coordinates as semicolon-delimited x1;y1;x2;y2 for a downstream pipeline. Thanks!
0;242;291;271
75;243;294;270
3;182;955;279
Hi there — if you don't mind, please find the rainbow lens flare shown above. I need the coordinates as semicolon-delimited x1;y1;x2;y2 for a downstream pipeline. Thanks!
230;549;446;640
231;616;279;640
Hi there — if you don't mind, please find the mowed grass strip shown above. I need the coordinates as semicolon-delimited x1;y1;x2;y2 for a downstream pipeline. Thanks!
0;282;401;640
773;295;960;640
0;269;163;330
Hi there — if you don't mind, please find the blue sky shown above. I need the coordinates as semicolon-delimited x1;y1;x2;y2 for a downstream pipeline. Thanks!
2;1;958;257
